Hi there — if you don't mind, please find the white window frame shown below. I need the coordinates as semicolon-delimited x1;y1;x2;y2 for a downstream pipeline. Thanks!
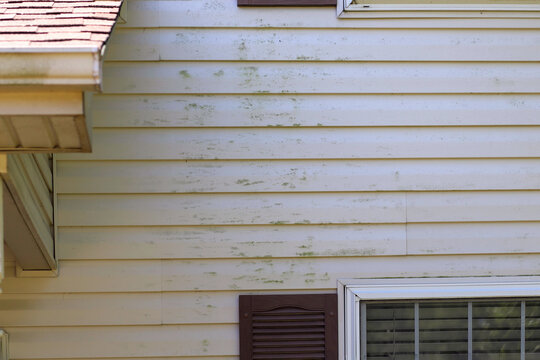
0;330;8;360
337;0;540;18
337;276;540;360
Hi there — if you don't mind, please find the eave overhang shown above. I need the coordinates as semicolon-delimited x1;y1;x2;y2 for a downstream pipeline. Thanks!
0;0;123;279
0;47;104;153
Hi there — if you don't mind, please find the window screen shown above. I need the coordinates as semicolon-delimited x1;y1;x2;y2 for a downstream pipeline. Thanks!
361;299;540;360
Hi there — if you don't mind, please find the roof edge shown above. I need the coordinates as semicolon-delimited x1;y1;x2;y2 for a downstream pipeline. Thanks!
0;47;100;54
0;50;102;90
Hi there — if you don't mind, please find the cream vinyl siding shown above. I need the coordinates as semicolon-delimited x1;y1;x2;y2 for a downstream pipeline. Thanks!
2;0;540;358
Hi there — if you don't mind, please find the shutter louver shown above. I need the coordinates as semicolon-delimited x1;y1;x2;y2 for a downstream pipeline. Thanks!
239;294;338;360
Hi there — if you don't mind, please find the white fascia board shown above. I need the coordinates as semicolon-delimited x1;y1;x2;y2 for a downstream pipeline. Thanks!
0;48;102;90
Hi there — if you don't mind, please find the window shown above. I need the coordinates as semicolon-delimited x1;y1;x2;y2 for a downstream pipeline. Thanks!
337;0;540;18
338;277;540;360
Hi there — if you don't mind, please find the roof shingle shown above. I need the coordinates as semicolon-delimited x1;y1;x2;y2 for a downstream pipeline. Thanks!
0;0;122;48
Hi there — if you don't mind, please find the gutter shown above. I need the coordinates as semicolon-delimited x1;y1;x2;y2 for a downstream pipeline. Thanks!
0;47;103;91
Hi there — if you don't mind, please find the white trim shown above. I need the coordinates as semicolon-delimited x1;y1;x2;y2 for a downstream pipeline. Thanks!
338;276;540;360
343;283;358;360
0;330;7;360
468;301;472;360
414;303;419;360
16;264;58;278
337;279;346;360
350;282;540;300
521;301;526;360
118;0;128;25
53;153;58;273
337;0;540;18
358;301;365;360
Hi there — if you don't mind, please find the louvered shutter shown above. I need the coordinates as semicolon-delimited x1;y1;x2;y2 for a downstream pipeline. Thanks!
239;294;338;360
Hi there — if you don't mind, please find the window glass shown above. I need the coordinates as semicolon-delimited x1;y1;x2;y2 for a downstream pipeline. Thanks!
420;302;468;359
366;303;415;359
472;301;521;359
526;301;540;353
360;299;540;359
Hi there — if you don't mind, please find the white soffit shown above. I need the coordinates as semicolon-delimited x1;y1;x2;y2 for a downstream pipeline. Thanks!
0;90;90;152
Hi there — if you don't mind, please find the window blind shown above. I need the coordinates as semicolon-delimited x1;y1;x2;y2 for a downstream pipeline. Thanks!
361;299;540;360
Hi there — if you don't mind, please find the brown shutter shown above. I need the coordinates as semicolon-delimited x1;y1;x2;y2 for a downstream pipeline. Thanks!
239;294;338;360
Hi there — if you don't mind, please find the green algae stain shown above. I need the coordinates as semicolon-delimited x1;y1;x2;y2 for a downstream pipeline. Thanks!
179;70;191;78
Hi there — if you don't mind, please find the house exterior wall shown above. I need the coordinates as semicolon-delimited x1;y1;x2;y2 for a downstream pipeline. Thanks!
1;0;540;358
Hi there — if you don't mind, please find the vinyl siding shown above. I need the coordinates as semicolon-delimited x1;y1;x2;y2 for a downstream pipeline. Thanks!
2;0;540;358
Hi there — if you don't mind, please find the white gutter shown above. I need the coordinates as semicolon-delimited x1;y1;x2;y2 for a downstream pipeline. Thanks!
0;47;103;90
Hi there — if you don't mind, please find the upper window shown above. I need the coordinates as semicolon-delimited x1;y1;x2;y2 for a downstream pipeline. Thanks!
338;277;540;360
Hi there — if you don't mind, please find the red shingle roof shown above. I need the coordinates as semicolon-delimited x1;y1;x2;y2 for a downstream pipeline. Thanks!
0;0;122;48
